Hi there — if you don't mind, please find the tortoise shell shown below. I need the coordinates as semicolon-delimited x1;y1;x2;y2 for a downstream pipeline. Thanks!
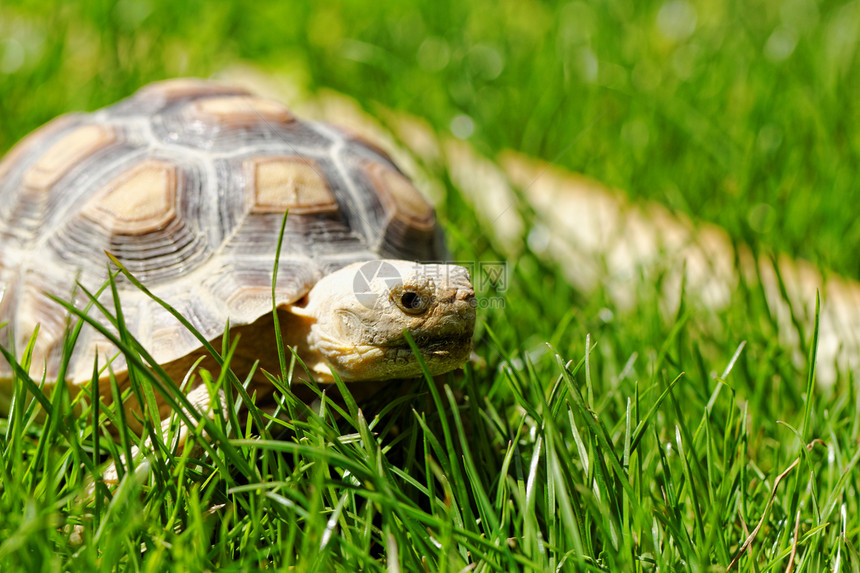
0;78;442;385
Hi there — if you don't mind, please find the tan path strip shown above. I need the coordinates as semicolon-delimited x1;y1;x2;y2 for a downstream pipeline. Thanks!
222;66;860;385
497;153;860;385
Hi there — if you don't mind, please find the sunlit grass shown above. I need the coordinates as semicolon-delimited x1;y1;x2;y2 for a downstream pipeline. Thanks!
2;245;855;570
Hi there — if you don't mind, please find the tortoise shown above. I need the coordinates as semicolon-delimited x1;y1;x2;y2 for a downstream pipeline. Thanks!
0;78;476;429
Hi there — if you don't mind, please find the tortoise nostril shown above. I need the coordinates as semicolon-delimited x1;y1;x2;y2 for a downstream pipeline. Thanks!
457;288;476;302
457;289;477;311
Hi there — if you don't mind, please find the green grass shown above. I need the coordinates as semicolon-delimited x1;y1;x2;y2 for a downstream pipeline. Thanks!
1;0;859;571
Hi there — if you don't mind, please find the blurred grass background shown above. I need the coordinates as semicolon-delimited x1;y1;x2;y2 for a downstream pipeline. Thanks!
1;0;858;279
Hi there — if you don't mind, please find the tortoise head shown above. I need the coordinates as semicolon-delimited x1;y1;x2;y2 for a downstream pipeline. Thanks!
291;260;476;382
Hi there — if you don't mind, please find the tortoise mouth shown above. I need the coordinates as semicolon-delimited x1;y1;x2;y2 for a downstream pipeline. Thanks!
380;325;474;351
320;326;474;382
381;331;474;368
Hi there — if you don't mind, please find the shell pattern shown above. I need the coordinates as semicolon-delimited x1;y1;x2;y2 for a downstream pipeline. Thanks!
0;79;441;384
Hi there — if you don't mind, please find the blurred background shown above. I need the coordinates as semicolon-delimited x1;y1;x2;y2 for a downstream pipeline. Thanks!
1;0;858;282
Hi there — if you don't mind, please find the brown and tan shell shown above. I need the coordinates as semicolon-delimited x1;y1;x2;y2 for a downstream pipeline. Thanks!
0;78;441;384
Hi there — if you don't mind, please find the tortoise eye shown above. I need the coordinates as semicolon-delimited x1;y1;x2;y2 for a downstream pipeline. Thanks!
399;291;429;314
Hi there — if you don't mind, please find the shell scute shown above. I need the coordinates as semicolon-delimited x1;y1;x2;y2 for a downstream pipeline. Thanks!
108;78;251;117
23;125;117;191
83;159;178;234
0;79;443;384
51;156;212;285
360;162;438;260
246;155;339;215
191;96;294;127
0;114;83;185
137;78;251;103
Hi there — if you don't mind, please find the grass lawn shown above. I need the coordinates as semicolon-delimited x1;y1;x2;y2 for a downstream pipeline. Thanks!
1;0;859;570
